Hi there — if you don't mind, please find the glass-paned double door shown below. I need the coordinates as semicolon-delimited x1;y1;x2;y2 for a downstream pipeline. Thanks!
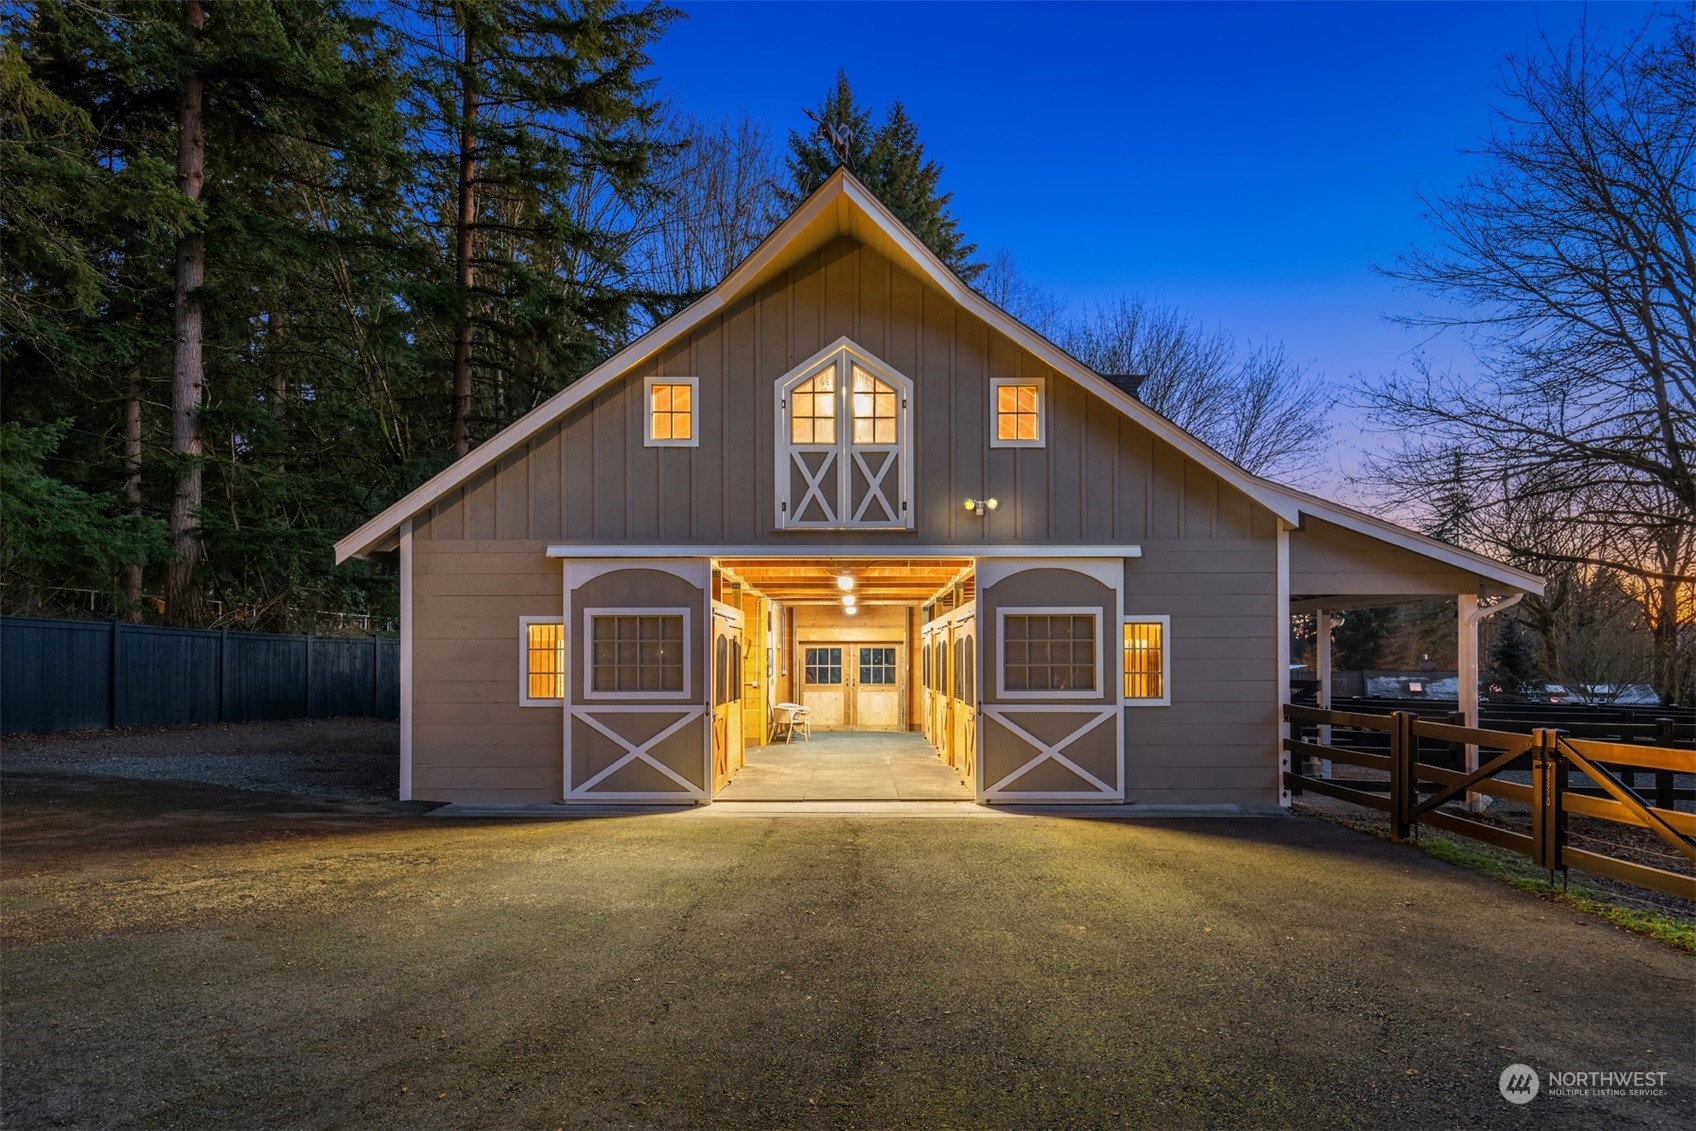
800;643;902;730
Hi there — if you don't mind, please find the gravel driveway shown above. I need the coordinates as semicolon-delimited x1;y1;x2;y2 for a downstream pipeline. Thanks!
2;767;1691;1129
1;718;399;800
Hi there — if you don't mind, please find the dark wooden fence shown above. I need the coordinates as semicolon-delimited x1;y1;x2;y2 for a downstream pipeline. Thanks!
1;616;399;735
1284;704;1696;900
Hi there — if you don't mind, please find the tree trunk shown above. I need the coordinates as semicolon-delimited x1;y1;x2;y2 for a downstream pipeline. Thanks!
166;0;206;625
449;21;478;459
122;369;144;621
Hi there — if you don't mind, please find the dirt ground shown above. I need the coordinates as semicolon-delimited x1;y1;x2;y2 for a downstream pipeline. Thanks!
3;767;1693;1129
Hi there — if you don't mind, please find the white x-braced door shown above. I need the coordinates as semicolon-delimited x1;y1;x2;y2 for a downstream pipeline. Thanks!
775;338;913;530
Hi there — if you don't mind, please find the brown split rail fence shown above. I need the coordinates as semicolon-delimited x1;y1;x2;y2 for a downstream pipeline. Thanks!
1283;704;1696;901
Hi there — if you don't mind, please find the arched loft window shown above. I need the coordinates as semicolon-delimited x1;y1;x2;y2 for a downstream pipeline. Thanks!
774;338;913;530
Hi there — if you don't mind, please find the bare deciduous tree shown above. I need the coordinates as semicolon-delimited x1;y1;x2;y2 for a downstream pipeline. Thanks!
1061;296;1333;481
1361;12;1695;703
631;112;783;317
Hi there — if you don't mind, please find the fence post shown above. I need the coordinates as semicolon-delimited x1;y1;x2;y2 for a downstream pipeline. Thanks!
370;633;379;717
1655;719;1676;810
1531;727;1566;885
304;633;314;720
1389;711;1413;842
109;618;121;729
218;628;230;723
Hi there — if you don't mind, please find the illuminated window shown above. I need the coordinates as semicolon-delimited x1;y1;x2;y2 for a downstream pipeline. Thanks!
645;376;698;447
851;365;897;445
776;339;912;529
990;377;1044;447
584;611;689;698
789;367;836;445
518;617;565;705
998;608;1100;699
1123;617;1171;706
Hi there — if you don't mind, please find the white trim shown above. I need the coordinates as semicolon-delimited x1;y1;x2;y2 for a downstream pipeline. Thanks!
974;556;1125;592
552;544;1142;559
1120;614;1172;707
979;705;1124;802
773;337;914;531
398;519;413;801
564;557;710;588
580;607;694;702
988;376;1046;448
1277;523;1292;809
643;376;700;448
994;606;1105;701
517;615;566;707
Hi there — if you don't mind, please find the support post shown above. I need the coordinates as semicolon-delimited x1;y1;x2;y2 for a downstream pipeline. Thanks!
1456;593;1481;811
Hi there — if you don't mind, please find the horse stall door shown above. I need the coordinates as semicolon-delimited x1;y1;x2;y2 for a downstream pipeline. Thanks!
711;603;744;793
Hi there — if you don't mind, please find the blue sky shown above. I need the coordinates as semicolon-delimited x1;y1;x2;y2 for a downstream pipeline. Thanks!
648;1;1661;488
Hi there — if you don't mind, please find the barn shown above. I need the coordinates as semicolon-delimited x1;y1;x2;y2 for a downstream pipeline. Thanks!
335;169;1544;808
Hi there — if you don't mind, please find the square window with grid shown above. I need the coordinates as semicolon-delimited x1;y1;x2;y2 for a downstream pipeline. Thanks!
649;382;693;442
859;646;896;685
1123;621;1165;700
526;622;565;700
804;647;842;685
850;366;898;445
789;368;837;445
591;615;684;693
995;382;1041;443
1003;614;1096;693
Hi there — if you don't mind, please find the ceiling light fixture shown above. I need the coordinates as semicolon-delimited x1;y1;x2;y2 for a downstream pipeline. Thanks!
836;574;854;591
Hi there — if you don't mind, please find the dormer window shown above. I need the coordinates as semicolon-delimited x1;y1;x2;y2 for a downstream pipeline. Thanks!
775;338;913;530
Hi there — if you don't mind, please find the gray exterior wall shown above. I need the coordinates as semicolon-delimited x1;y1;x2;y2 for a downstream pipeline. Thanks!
1124;539;1279;805
403;235;1293;805
412;540;561;803
413;236;1280;549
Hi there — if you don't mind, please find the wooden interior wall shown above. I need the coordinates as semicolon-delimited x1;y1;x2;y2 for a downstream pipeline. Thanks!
412;237;1278;549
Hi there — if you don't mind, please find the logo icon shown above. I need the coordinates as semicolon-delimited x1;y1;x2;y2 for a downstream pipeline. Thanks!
1499;1064;1540;1104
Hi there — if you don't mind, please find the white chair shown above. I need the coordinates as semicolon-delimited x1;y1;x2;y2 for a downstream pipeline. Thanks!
771;702;812;744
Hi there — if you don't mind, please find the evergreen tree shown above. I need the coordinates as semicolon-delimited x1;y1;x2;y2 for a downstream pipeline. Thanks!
399;0;677;457
1486;614;1540;699
3;0;422;629
1333;607;1398;671
783;71;982;281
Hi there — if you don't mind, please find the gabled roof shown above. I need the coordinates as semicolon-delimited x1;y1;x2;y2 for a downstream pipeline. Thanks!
334;170;1543;597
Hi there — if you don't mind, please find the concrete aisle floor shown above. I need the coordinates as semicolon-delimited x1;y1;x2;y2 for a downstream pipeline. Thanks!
715;730;972;801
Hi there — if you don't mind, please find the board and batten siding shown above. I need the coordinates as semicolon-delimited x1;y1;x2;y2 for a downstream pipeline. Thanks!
1123;539;1280;805
411;540;562;803
411;236;1281;549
